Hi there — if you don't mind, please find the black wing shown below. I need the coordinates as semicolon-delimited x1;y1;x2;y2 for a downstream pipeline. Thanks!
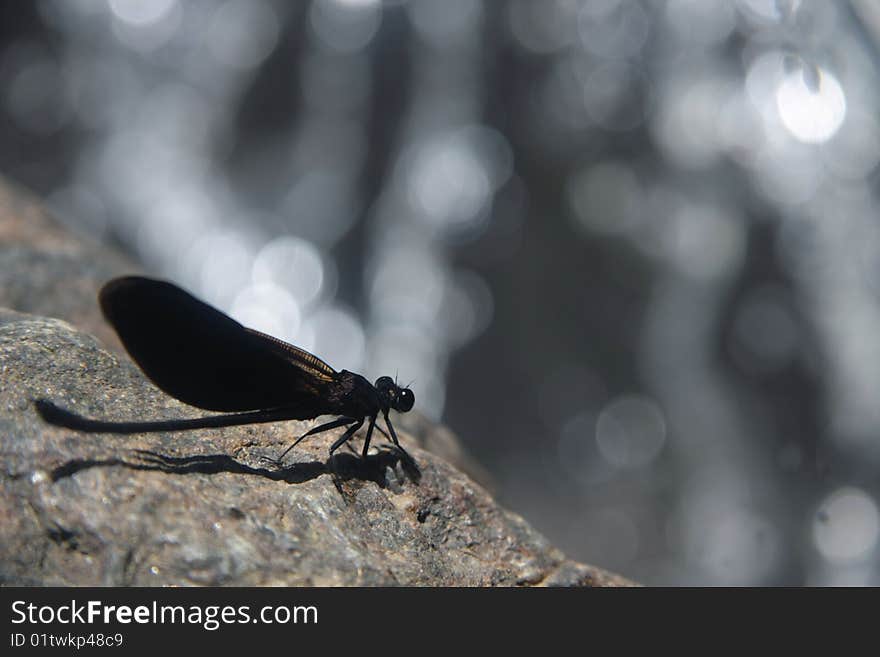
100;276;337;413
244;327;337;381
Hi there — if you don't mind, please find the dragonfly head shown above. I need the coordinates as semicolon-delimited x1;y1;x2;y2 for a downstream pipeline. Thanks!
375;376;415;413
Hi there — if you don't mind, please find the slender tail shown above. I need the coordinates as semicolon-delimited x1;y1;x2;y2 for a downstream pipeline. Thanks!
34;399;297;434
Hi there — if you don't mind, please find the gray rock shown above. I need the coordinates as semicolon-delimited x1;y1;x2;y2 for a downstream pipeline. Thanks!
0;309;631;586
0;178;633;586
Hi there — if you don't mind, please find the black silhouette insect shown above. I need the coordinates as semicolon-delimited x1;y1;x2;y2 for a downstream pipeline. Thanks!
35;276;415;464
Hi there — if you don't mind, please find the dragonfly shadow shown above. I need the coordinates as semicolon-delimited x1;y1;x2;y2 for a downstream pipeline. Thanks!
49;450;327;484
326;448;422;487
49;447;420;488
132;450;329;484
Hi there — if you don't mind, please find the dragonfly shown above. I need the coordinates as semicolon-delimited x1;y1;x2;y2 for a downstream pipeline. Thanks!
35;276;416;464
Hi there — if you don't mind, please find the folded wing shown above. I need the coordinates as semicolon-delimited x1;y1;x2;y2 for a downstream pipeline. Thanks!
100;276;335;413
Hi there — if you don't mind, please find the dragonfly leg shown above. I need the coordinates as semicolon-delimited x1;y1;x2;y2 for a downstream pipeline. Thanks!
273;416;356;464
360;415;377;459
329;418;364;455
382;410;413;460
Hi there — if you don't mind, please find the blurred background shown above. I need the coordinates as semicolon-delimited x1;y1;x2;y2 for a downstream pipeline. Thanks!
2;0;880;585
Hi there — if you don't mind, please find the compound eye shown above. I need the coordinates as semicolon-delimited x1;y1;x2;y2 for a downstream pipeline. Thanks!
396;388;415;412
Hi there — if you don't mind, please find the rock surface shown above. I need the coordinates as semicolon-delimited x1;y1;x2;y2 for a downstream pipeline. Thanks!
0;309;630;586
0;177;632;586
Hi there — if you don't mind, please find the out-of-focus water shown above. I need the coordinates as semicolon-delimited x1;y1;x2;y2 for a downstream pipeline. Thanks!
3;0;880;585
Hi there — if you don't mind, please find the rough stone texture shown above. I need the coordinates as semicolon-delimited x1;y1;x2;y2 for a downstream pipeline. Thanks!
0;309;632;586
